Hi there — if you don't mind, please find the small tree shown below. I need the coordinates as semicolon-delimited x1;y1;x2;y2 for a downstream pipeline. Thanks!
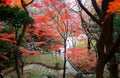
29;0;82;78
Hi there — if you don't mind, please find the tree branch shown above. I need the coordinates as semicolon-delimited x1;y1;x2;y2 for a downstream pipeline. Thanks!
91;0;102;18
25;0;34;6
21;0;34;14
77;0;101;25
17;25;27;46
21;0;28;14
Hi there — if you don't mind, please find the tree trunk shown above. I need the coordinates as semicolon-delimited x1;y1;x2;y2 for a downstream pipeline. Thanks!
96;57;106;78
14;25;27;78
77;0;118;78
20;58;24;75
14;53;22;78
9;23;13;33
109;55;118;78
87;37;91;50
17;26;27;46
63;55;66;78
104;14;118;78
96;13;117;78
63;39;67;78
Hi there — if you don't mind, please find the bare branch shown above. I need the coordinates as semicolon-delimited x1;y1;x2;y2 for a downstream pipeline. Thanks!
21;0;27;12
25;0;34;6
77;0;101;25
21;0;34;14
91;0;102;18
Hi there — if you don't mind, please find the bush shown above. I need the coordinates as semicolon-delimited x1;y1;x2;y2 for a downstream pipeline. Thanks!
67;47;96;73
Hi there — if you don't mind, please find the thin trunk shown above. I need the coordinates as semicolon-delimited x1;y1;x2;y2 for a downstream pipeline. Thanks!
14;25;27;78
63;56;66;78
63;39;67;78
14;53;22;78
9;23;13;33
17;26;27;46
87;37;91;50
8;53;11;67
20;58;24;75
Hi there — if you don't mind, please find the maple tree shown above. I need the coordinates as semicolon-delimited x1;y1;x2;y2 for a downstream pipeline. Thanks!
40;1;82;78
26;13;63;52
27;0;82;78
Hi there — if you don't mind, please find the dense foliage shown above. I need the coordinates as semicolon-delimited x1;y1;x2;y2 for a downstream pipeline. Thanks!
0;6;34;27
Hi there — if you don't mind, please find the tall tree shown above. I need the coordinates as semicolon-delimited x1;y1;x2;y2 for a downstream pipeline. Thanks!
77;0;120;78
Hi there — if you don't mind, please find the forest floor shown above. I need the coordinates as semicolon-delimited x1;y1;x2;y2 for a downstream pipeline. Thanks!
3;53;75;78
4;64;75;78
26;53;64;69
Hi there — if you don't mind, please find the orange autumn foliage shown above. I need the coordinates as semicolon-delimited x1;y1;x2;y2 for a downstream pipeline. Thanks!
50;44;62;51
40;0;81;35
0;25;16;43
0;33;16;43
31;3;42;8
19;46;40;56
2;0;32;8
44;8;56;19
61;14;71;20
27;13;63;51
107;0;120;14
0;33;15;39
96;0;102;6
29;0;82;52
32;14;62;41
0;55;9;61
42;0;59;7
67;47;96;72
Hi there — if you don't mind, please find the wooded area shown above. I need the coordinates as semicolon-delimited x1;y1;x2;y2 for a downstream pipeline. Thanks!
0;0;120;78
